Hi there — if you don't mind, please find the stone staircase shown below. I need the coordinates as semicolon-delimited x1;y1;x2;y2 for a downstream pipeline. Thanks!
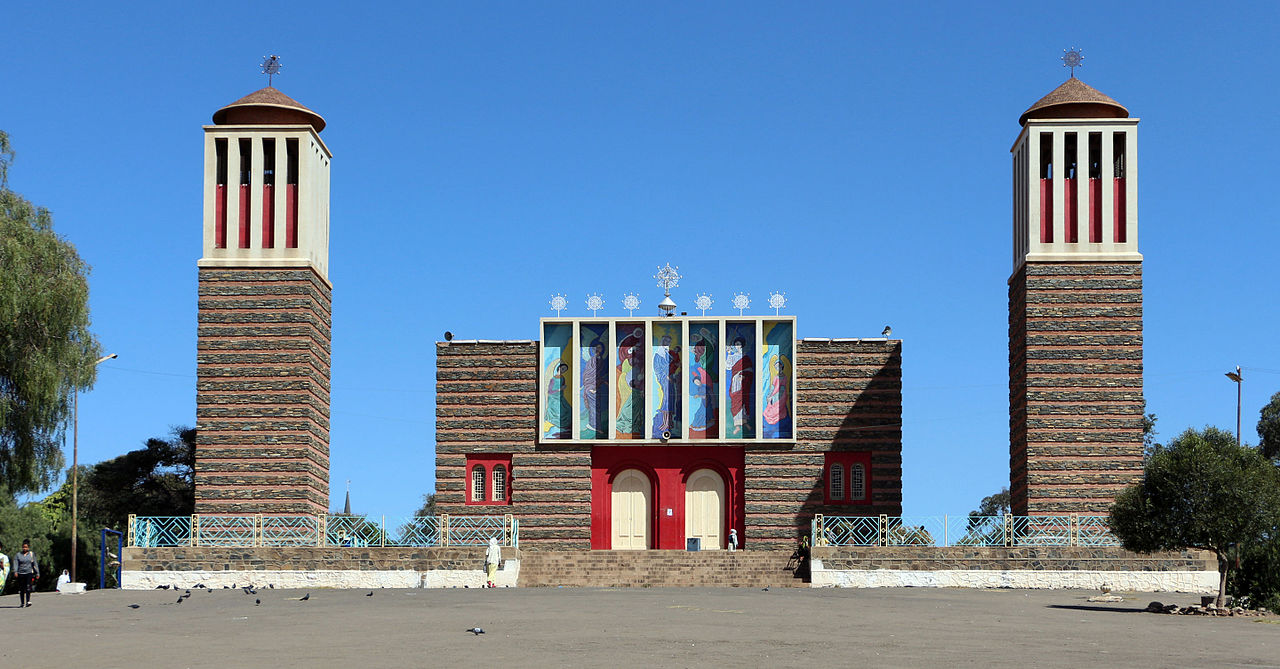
516;549;806;588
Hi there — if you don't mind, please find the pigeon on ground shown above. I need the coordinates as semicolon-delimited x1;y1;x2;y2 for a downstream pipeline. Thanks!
156;585;170;590
175;597;184;604
268;584;274;589
466;628;485;635
185;590;192;595
366;591;374;597
128;604;141;609
762;587;770;591
255;599;261;606
223;585;230;589
299;593;310;601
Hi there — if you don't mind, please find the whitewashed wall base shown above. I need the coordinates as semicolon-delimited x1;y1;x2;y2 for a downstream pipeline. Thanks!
809;562;1217;593
122;560;520;590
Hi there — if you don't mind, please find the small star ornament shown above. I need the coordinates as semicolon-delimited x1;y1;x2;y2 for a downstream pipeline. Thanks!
768;291;787;315
549;293;568;316
694;293;713;316
622;293;641;316
731;293;750;316
585;293;604;316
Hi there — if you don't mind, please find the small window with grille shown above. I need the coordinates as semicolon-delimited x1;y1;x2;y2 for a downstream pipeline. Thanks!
492;465;507;502
850;464;865;501
471;465;486;502
829;465;844;501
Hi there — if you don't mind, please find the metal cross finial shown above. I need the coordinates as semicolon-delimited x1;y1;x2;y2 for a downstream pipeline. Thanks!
768;291;787;315
694;293;713;316
261;55;282;87
622;293;641;317
1061;48;1083;77
549;293;568;317
654;263;681;296
585;293;604;316
731;292;750;316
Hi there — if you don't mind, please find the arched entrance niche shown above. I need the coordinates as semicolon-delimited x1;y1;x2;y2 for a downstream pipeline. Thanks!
684;468;725;549
610;468;652;550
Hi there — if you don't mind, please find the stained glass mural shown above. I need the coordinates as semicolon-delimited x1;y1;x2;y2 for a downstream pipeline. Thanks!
579;323;608;439
541;323;573;439
614;323;645;439
724;322;756;439
761;320;793;439
688;322;719;439
650;321;682;438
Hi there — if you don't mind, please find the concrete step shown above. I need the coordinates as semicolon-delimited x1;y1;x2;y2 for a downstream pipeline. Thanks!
516;549;807;588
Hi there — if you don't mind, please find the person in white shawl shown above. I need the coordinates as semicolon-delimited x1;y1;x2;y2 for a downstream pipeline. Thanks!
485;537;502;588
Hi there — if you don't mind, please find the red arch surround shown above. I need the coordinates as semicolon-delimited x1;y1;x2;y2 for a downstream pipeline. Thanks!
591;446;744;550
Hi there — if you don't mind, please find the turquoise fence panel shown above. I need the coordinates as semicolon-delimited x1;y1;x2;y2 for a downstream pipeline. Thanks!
260;516;319;546
1010;515;1071;546
134;517;192;547
952;515;1004;546
821;515;880;546
888;516;947;546
448;515;507;546
1077;516;1120;546
388;517;442;546
326;515;384;547
199;516;256;546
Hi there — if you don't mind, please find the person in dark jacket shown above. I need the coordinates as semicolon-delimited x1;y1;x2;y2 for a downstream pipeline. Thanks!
14;540;38;608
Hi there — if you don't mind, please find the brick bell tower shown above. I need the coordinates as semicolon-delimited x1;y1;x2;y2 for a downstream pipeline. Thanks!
1008;76;1143;515
194;86;333;515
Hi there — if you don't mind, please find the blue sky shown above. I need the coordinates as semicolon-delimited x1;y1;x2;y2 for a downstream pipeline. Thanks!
3;1;1278;519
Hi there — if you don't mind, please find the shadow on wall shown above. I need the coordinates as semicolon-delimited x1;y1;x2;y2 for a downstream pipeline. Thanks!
795;342;903;541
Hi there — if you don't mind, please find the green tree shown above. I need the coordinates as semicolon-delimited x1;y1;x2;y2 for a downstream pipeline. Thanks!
1258;391;1280;461
78;426;195;531
1109;426;1280;607
414;492;437;517
0;130;103;495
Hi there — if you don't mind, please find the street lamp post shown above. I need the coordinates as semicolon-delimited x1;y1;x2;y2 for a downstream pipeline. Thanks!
72;353;117;584
1225;366;1243;448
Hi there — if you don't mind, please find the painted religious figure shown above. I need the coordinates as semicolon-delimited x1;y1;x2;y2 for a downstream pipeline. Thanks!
650;324;682;438
689;325;718;439
615;325;645;439
761;321;793;439
579;324;608;439
542;323;573;439
724;323;756;439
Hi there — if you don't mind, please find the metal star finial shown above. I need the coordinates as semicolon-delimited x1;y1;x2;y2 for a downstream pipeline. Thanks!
549;293;568;317
622;293;641;317
694;293;713;316
261;55;282;87
731;292;750;316
768;291;787;315
1061;48;1083;77
585;293;604;316
654;264;681;296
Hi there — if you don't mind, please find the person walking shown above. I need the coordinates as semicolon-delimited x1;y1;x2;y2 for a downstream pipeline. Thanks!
14;540;38;608
485;536;502;588
0;541;9;596
727;529;739;551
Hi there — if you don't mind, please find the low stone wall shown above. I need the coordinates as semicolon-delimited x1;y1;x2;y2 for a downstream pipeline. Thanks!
810;546;1217;592
121;546;519;590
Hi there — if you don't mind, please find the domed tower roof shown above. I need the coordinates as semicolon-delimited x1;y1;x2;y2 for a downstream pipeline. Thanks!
211;87;326;132
1019;77;1128;126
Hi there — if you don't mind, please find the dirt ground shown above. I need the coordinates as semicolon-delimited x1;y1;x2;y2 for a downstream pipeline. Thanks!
1;587;1276;668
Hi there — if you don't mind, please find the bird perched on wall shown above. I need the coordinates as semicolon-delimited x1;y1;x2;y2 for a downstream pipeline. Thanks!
881;325;892;337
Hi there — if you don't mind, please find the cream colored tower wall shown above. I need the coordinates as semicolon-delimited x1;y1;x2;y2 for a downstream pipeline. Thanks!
1010;118;1140;271
199;124;332;284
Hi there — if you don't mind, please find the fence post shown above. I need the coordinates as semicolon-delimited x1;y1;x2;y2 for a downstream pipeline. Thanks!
317;514;326;547
812;514;823;547
879;514;888;547
381;516;386;547
1070;513;1077;547
255;514;263;547
127;514;136;548
191;515;200;547
441;514;450;547
1003;515;1012;547
504;514;514;546
943;514;948;548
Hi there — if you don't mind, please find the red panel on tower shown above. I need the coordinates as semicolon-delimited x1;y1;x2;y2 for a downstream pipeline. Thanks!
261;184;274;248
1039;179;1053;243
1088;178;1102;243
238;184;250;249
215;184;227;248
1064;177;1078;243
1114;178;1127;243
285;184;298;248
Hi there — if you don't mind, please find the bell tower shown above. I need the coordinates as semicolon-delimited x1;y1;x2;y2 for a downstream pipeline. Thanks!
194;86;333;515
1008;75;1143;515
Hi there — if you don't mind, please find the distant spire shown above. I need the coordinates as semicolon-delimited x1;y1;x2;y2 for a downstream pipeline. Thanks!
343;479;351;514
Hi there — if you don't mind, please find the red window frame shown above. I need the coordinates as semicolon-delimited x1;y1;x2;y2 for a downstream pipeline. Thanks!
465;454;512;506
823;452;871;506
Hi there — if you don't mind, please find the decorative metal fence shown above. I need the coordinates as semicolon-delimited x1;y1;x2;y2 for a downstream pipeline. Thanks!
128;514;517;548
812;514;1120;548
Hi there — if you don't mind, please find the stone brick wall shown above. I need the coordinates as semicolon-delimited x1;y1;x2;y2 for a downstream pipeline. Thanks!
747;339;902;547
435;338;902;551
125;546;485;572
814;546;1211;571
195;268;332;515
1008;262;1144;515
